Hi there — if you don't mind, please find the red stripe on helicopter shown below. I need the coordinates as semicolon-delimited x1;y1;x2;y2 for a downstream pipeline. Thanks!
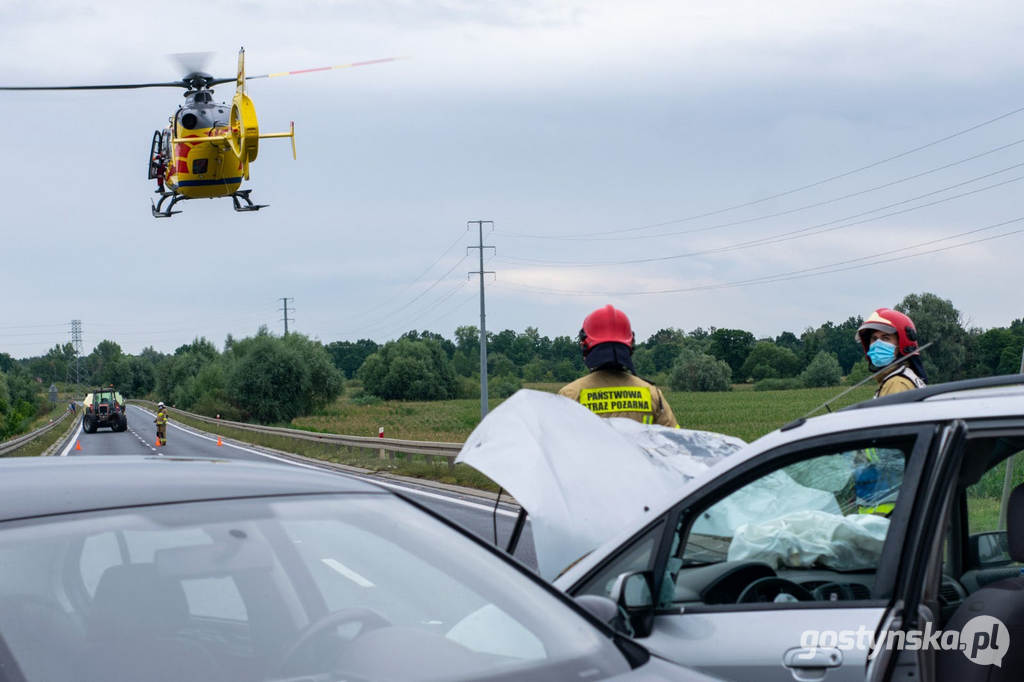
286;66;333;75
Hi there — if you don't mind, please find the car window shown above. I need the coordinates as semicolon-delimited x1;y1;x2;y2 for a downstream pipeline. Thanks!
0;494;635;682
80;531;125;597
962;437;1024;568
182;576;248;621
666;438;914;606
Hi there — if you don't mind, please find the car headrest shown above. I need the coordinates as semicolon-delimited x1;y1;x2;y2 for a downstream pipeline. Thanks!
88;563;189;638
1008;484;1024;563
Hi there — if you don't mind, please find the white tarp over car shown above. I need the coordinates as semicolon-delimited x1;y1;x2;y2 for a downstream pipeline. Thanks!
456;390;745;580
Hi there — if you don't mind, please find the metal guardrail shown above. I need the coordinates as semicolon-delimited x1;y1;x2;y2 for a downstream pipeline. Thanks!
130;400;464;460
0;410;72;457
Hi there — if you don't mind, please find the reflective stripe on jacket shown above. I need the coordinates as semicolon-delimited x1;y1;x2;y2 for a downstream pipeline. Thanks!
558;369;678;427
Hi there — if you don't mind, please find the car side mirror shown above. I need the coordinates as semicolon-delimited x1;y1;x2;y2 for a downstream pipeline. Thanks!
969;531;1012;567
608;570;655;638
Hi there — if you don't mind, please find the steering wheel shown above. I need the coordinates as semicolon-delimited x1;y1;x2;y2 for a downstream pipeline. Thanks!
276;607;391;676
736;577;814;604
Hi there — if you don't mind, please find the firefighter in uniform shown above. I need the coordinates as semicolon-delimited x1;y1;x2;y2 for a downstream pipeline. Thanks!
154;401;168;446
851;309;928;515
558;305;678;427
855;308;928;398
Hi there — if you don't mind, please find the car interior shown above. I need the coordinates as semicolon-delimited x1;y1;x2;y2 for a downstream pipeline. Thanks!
662;437;918;608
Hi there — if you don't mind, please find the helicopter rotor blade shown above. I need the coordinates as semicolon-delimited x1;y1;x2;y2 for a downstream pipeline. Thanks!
0;81;186;91
244;56;408;82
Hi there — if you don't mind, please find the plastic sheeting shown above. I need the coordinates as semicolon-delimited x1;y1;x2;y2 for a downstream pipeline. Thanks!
456;389;745;580
726;510;890;570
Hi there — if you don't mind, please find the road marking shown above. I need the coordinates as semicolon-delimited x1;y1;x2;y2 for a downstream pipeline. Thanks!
127;405;518;517
60;420;83;457
321;558;375;587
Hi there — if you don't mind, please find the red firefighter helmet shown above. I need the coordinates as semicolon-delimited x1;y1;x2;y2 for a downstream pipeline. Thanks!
579;305;634;354
856;308;919;356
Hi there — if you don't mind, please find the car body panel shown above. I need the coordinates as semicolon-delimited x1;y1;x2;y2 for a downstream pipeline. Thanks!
0;456;385;522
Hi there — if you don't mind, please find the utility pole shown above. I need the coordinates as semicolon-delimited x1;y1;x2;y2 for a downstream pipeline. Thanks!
69;319;82;385
467;220;495;419
279;298;294;335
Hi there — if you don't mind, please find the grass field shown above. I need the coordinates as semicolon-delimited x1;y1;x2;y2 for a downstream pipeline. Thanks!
292;382;878;445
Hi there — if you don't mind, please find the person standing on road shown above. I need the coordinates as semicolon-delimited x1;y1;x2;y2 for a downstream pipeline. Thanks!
558;304;678;427
855;308;928;398
154;401;168;446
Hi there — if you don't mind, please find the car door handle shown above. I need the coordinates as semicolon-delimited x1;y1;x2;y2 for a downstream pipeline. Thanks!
783;647;843;681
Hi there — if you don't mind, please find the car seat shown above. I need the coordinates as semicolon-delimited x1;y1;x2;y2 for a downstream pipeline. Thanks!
83;563;221;682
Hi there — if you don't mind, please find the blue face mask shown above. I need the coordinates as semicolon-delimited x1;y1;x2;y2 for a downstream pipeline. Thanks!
867;339;896;367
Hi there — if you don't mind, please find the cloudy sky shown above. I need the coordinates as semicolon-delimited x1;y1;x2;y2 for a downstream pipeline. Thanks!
2;0;1023;357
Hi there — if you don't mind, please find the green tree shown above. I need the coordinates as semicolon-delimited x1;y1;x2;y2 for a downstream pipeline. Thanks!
358;338;459;401
739;342;802;382
325;339;379;378
800;317;863;374
668;350;732;392
895;293;968;382
800;351;842;388
708;328;755;376
643;328;686;347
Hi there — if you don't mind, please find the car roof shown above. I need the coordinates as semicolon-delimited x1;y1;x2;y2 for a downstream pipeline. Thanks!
0;456;386;522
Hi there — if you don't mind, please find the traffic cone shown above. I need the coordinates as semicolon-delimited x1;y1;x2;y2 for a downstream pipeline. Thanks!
75;440;81;451
155;437;161;447
216;435;223;446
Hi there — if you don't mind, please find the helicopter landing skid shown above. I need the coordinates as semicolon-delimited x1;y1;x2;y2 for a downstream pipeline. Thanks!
151;191;184;218
231;190;268;213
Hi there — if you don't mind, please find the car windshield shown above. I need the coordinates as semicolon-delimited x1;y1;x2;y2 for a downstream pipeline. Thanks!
0;493;631;682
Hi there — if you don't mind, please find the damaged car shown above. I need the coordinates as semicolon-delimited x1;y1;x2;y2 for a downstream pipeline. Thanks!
458;376;1024;682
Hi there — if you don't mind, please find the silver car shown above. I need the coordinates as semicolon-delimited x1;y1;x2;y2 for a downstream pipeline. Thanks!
0;456;717;682
462;376;1024;682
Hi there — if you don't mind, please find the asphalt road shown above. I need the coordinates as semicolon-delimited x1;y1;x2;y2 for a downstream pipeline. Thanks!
62;404;538;570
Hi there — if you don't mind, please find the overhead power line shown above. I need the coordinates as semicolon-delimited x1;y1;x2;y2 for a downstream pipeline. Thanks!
499;106;1024;240
498;163;1024;267
507;137;1024;243
494;216;1024;297
335;253;469;337
341;229;468;327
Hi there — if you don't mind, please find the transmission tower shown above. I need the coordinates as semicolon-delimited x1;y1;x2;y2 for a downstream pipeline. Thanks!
467;220;495;419
69;319;82;384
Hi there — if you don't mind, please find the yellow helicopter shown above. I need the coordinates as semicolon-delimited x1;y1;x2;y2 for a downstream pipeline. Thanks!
0;48;401;217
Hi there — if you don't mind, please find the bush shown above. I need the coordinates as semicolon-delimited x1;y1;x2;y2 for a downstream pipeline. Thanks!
668;350;732;392
227;334;344;423
800;351;843;388
739;342;802;382
488;375;522;399
358;338;459;401
845;359;871;384
754;377;805;391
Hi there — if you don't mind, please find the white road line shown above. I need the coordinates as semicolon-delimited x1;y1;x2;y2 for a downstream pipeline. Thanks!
126;405;518;517
321;558;375;587
60;420;83;457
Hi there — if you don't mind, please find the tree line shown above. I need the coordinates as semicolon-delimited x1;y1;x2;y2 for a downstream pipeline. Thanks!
6;292;1023;425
